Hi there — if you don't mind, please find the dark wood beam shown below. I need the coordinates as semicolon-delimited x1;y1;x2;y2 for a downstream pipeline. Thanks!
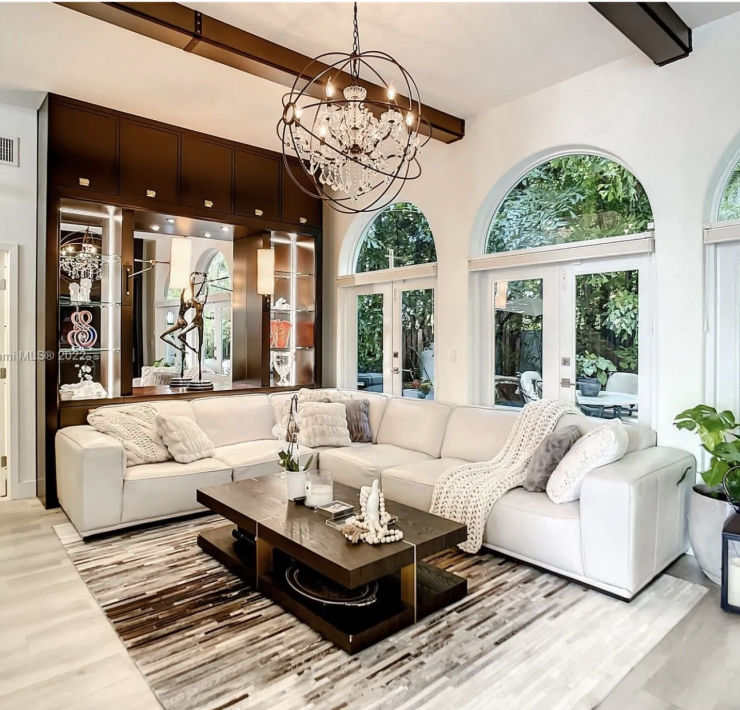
590;3;692;66
57;2;465;144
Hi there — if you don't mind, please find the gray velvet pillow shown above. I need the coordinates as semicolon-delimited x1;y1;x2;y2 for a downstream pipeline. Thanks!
344;399;373;443
523;425;581;493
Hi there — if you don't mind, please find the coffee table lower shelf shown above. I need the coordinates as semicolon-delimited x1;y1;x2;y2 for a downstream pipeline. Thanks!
197;523;467;655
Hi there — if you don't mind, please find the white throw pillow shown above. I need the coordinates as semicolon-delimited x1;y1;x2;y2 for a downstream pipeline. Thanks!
281;389;351;426
294;402;352;448
155;414;216;464
546;419;629;504
88;404;171;467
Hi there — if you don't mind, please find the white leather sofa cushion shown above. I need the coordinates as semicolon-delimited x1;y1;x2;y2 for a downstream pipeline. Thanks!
191;395;275;448
146;400;197;419
121;458;232;523
349;391;389;442
215;440;316;480
381;458;469;510
555;413;656;454
269;392;294;426
440;406;518;462
321;444;433;489
484;488;584;576
376;398;453;457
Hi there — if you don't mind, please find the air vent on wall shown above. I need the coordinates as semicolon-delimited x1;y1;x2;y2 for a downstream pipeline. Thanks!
0;137;19;167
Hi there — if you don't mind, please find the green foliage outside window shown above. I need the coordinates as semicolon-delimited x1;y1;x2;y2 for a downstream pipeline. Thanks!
719;163;740;221
486;154;653;254
356;203;436;272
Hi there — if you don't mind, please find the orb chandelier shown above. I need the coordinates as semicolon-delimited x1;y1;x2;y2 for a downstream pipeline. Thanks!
277;2;431;214
60;228;102;281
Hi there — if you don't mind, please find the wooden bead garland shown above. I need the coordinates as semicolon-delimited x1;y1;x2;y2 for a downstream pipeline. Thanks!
341;480;403;545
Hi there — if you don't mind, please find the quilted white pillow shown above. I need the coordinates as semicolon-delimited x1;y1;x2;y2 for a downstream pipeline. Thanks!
88;404;171;467
294;402;351;448
546;419;629;504
155;414;216;464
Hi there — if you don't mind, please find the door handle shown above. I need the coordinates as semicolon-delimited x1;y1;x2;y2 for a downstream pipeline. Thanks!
560;378;578;388
392;367;399;374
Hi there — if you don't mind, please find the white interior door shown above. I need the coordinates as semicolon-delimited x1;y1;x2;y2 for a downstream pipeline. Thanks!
559;256;652;424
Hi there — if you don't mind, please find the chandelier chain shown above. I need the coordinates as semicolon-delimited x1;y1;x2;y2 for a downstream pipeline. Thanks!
351;2;360;82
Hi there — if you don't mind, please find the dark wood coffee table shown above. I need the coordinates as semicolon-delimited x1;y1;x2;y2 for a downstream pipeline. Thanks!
196;474;467;654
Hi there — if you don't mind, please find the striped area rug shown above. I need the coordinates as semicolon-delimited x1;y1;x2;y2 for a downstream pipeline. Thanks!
55;516;705;710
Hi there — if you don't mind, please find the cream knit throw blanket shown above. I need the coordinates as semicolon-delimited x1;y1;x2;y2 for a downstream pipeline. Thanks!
430;399;580;553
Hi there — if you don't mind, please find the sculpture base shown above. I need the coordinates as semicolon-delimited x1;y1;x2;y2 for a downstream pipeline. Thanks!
186;380;214;392
169;377;192;388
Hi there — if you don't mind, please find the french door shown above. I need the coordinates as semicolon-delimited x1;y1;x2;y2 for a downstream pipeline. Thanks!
347;277;436;399
712;242;740;415
481;254;652;424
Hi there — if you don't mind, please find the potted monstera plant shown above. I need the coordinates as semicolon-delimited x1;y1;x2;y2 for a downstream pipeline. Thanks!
674;405;740;584
576;352;616;397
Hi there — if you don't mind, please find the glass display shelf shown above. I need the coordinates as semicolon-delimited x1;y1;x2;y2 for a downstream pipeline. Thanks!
59;296;121;308
59;348;121;354
270;308;315;314
270;345;314;353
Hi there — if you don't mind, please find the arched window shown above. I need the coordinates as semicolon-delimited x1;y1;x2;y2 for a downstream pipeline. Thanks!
486;154;653;253
206;251;231;293
355;203;436;272
719;159;740;221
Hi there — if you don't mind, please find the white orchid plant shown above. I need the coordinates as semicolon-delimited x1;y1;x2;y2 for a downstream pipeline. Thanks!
272;394;314;472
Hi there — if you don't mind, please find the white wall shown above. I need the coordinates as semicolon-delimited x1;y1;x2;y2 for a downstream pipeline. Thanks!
328;13;740;450
0;101;37;498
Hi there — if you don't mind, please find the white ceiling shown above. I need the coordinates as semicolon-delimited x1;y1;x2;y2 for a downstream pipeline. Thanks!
0;2;739;132
183;2;740;118
185;2;640;117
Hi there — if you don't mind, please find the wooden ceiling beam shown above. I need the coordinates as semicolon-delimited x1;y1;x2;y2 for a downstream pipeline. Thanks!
590;2;692;66
57;2;466;144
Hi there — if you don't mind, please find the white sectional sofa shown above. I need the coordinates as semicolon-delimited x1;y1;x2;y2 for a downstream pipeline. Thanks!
55;389;694;600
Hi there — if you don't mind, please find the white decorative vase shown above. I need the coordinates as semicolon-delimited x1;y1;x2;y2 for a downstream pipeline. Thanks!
286;470;306;501
689;485;735;584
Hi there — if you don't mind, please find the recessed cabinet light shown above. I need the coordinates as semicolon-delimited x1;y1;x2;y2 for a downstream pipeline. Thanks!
151;225;160;231
166;218;175;224
221;226;229;232
204;232;212;238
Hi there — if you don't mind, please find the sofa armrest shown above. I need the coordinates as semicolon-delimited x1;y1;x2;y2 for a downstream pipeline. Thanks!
580;446;694;596
55;426;126;535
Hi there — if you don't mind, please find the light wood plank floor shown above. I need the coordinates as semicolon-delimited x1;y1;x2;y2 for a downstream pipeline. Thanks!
1;497;738;710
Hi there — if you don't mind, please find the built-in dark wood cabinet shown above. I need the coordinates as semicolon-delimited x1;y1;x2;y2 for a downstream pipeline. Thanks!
181;136;233;213
49;103;119;194
119;119;179;204
281;163;323;228
38;94;323;511
235;150;280;221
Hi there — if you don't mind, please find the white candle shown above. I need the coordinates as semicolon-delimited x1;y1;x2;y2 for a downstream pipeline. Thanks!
306;483;333;508
728;557;740;608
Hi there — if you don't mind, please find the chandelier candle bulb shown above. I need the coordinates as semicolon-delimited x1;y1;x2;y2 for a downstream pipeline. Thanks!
387;82;396;100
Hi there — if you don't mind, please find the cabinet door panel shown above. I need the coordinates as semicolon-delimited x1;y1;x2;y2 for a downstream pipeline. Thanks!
181;136;233;212
281;162;322;228
49;103;119;194
120;120;179;204
235;150;280;220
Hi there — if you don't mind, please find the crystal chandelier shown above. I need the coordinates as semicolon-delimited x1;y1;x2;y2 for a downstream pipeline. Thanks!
277;2;431;214
60;228;102;281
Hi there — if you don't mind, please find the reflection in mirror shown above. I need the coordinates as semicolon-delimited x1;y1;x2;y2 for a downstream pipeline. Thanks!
132;232;233;389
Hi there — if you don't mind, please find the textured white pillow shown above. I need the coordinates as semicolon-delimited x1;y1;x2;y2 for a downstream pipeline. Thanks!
155;414;216;464
281;389;351;425
546;419;629;504
88;404;170;467
294;402;351;448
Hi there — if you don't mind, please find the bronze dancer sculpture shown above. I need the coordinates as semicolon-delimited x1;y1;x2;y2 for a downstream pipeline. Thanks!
159;271;213;390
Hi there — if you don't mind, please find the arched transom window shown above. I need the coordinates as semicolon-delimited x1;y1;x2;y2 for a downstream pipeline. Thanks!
206;250;231;293
719;158;740;221
486;154;653;253
355;203;436;272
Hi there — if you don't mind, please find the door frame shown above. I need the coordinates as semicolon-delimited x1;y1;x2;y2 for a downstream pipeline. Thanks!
0;244;19;499
339;274;437;396
471;253;655;427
